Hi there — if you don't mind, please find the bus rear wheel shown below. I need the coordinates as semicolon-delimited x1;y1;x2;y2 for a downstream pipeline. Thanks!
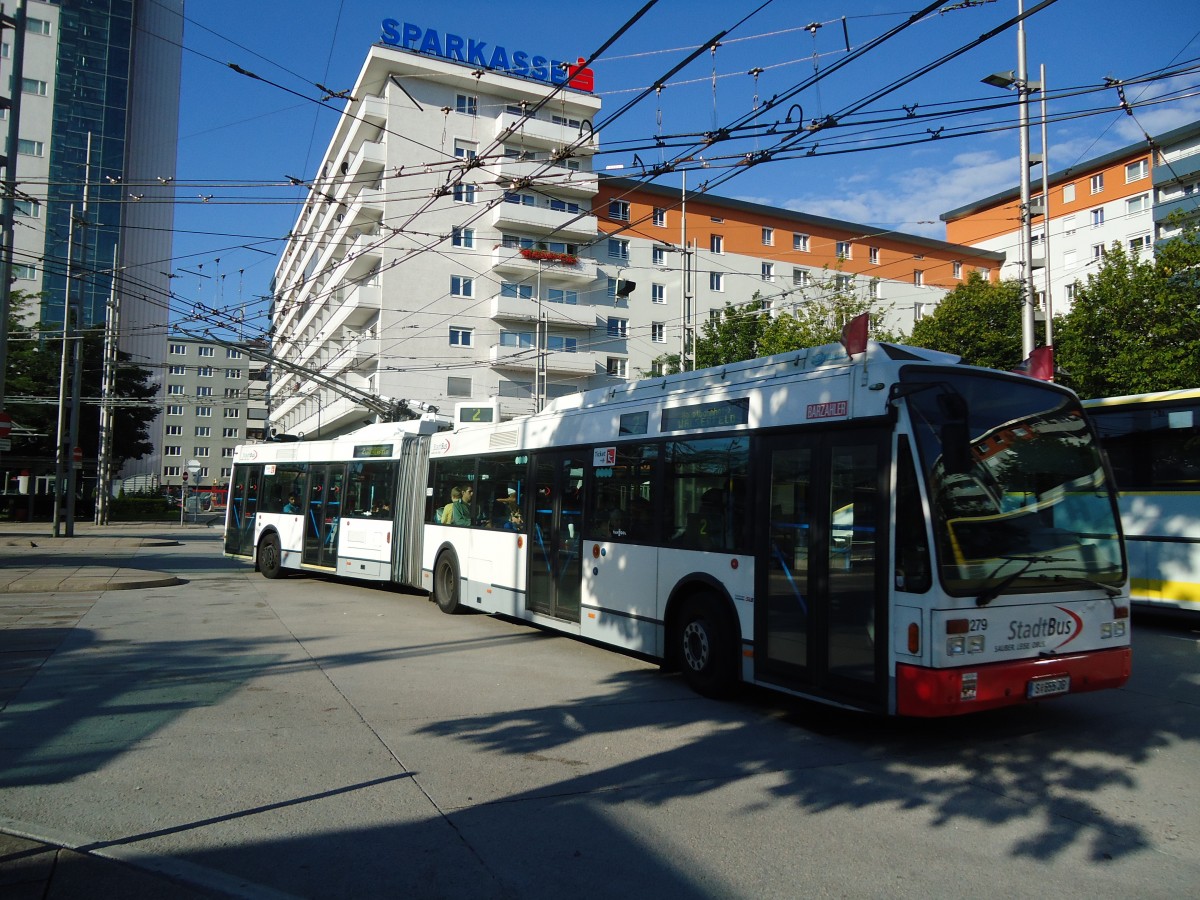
433;553;461;614
674;594;737;698
259;533;286;580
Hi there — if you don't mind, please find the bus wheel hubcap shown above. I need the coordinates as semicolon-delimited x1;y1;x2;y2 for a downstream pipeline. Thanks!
683;621;709;671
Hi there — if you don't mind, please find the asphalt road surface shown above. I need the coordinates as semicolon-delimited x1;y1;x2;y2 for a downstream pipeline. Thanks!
1;528;1197;898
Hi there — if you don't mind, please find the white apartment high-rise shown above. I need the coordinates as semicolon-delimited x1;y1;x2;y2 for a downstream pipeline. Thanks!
271;25;1005;437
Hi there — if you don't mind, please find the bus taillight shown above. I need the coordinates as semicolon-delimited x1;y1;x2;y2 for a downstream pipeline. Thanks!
907;622;920;654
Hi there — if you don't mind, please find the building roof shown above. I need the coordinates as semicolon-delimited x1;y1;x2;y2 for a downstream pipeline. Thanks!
603;176;1005;262
940;119;1200;222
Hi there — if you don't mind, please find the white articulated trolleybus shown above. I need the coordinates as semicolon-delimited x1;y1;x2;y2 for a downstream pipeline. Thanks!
1083;387;1200;614
226;340;1132;716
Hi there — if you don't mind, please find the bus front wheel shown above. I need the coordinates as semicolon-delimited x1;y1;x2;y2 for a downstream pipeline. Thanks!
259;533;286;580
433;554;461;614
674;594;737;698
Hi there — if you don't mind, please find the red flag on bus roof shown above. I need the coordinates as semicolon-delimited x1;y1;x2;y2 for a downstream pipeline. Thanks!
840;312;869;357
1012;345;1055;381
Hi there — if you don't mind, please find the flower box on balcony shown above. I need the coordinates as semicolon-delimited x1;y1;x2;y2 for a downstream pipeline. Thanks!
519;248;579;265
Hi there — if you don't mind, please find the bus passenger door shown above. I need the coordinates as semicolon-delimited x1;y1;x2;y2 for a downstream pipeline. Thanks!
757;430;888;708
302;464;345;568
526;451;583;623
224;464;261;556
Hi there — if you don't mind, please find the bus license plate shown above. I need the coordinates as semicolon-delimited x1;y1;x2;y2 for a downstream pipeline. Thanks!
1027;675;1070;699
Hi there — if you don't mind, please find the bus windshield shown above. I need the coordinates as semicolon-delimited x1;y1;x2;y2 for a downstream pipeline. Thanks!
902;371;1124;599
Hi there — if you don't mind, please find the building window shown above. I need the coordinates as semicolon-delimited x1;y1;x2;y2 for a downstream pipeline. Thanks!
225;368;242;379
710;271;724;292
223;388;240;399
1091;207;1105;228
761;262;774;282
164;446;181;457
198;346;215;357
651;323;666;343
500;331;534;349
1090;173;1104;194
869;279;882;299
169;344;186;356
456;94;478;116
453;183;476;204
607;317;628;337
447;376;472;398
21;78;48;96
167;384;184;396
167;405;184;416
14;198;40;218
197;386;213;397
222;448;235;459
451;275;473;297
977;267;991;280
653;207;666;227
504;191;536;207
166;425;183;436
607;357;628;378
452;226;474;248
608;199;630;221
547;335;577;352
501;282;533;299
953;261;962;278
223;428;240;439
26;17;52;35
761;227;774;246
226;349;242;359
1128;234;1152;253
869;247;880;265
1125;159;1149;182
548;198;581;213
652;246;666;266
547;288;577;304
913;270;924;287
835;274;852;292
198;366;214;377
1063;183;1076;203
13;263;36;280
1063;214;1076;235
17;139;44;156
651;283;665;304
608;238;629;260
1126;193;1150;215
195;426;211;438
710;234;724;254
223;408;240;419
792;268;809;287
197;406;212;417
1092;243;1106;260
454;139;477;160
449;327;473;347
836;241;852;260
793;233;810;252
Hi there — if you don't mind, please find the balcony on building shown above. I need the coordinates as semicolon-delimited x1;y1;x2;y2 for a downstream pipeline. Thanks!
491;246;598;283
494;157;598;197
495;110;599;155
341;231;385;281
488;344;597;375
326;281;382;332
489;294;595;329
356;94;388;129
491;202;597;240
346;140;385;184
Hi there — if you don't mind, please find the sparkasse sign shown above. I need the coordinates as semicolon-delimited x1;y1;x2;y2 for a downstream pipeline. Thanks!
380;20;594;92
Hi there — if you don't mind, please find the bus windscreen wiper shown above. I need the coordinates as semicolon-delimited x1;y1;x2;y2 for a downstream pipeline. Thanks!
976;555;1067;607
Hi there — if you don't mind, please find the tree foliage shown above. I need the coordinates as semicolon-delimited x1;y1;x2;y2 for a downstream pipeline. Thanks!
4;291;160;473
694;276;905;368
1055;225;1200;399
907;272;1025;371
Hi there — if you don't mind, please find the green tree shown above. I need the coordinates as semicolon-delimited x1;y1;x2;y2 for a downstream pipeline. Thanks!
1055;225;1200;399
4;291;159;473
908;272;1025;371
695;274;904;367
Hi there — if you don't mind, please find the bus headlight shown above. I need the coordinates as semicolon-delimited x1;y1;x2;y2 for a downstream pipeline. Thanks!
947;636;965;655
967;635;985;653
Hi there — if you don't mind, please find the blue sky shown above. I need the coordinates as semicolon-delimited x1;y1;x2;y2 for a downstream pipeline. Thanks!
171;1;1200;336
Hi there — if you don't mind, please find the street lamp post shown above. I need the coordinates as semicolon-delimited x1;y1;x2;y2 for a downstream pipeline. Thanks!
983;0;1041;360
